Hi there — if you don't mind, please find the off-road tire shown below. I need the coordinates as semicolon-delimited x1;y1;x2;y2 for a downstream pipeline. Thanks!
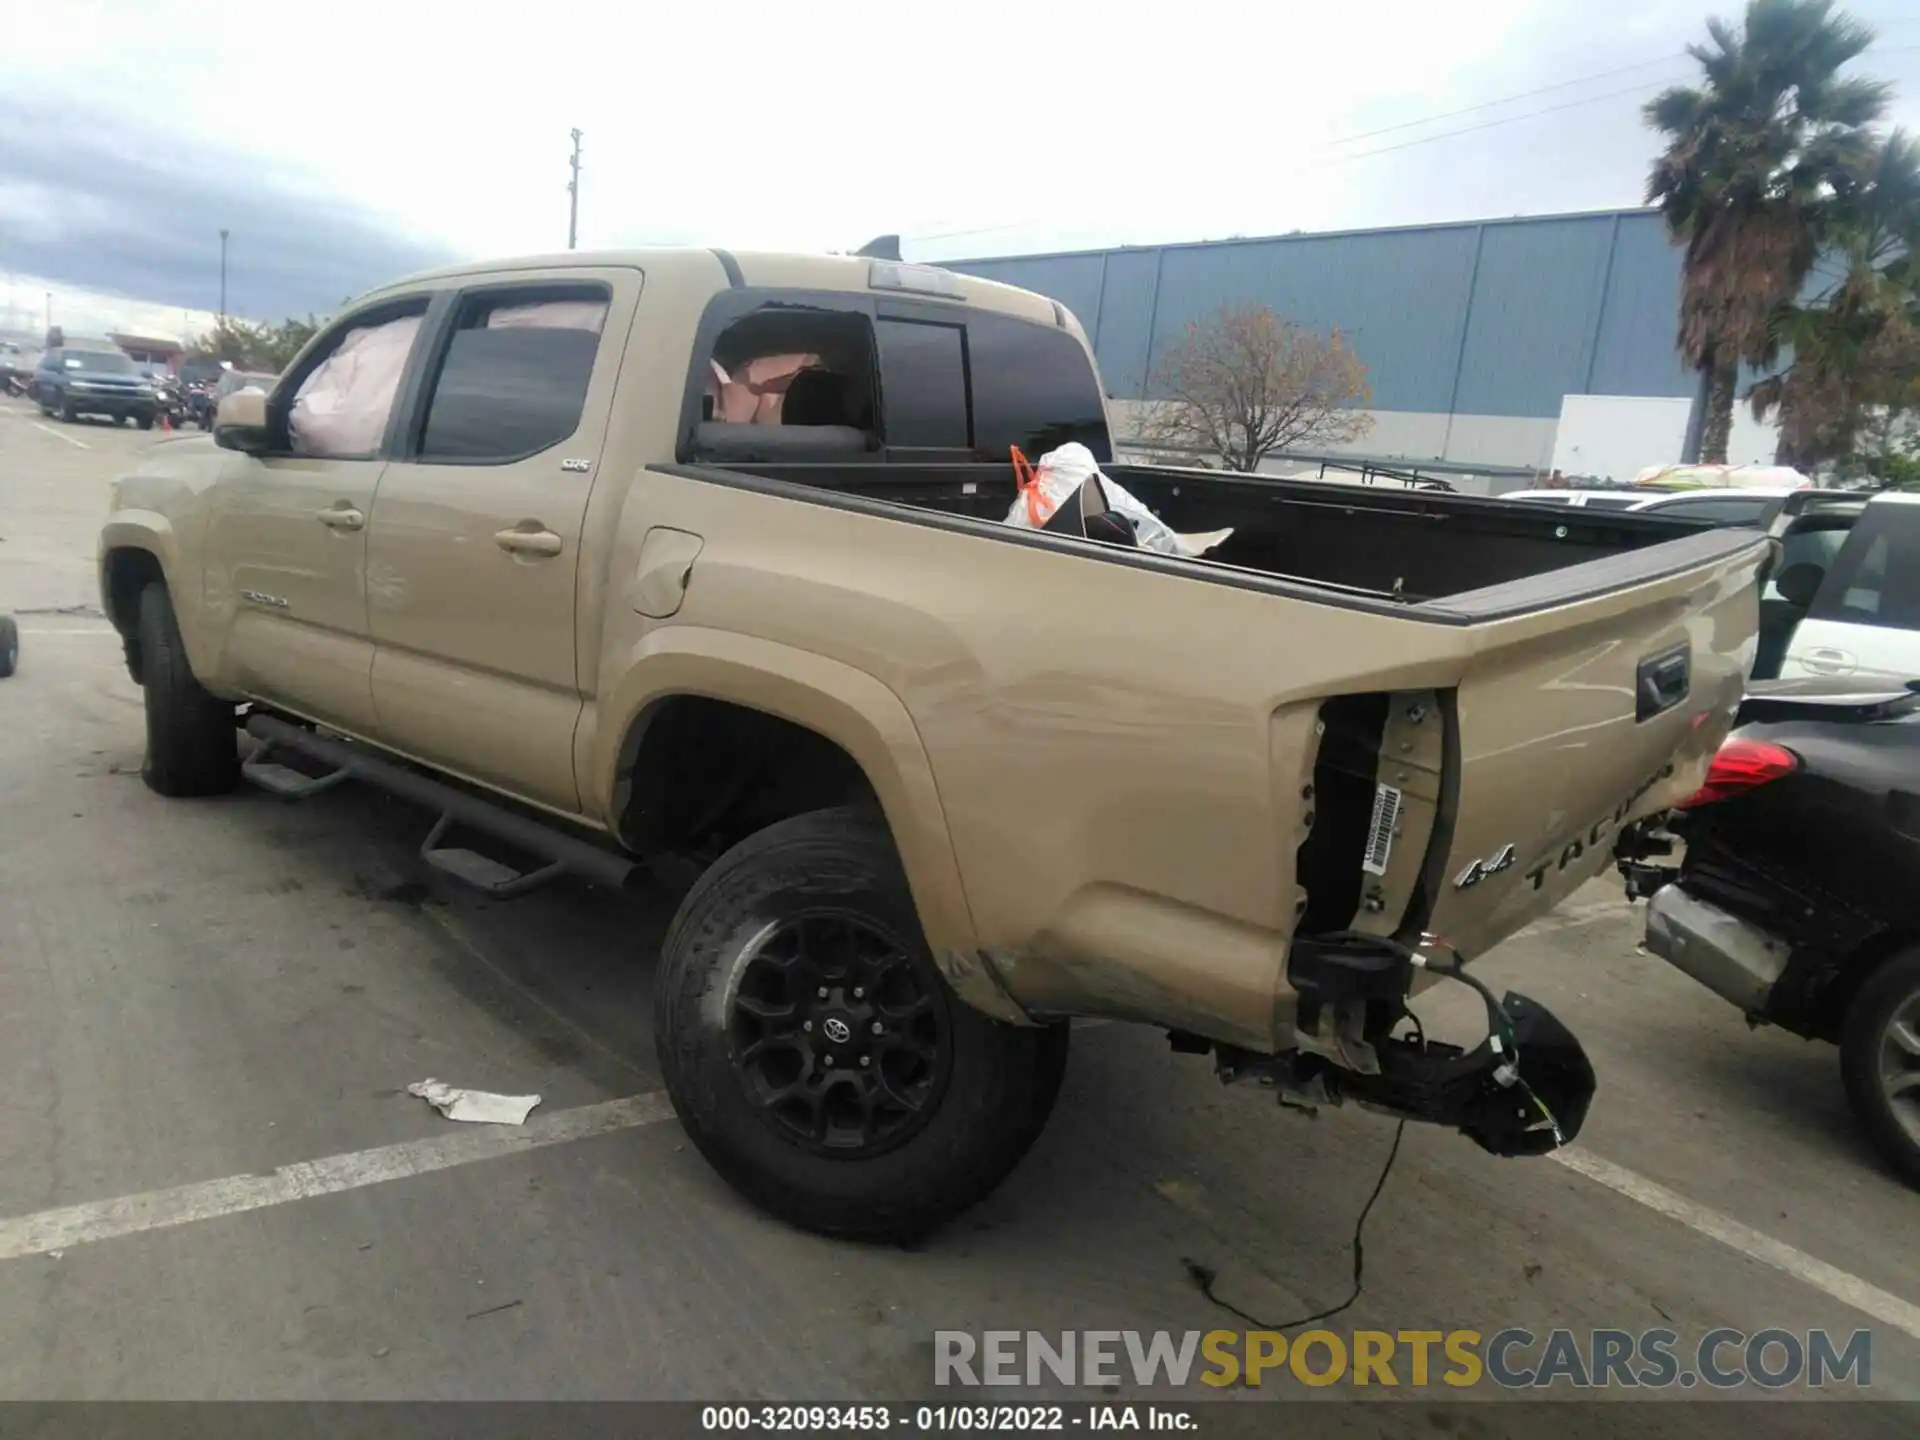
1840;947;1920;1188
136;582;239;797
0;615;17;678
654;806;1068;1241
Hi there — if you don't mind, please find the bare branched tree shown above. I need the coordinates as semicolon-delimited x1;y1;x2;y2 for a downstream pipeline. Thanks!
1134;304;1374;471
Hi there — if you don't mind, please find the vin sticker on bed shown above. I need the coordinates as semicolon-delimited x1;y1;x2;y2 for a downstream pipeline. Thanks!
1362;783;1403;876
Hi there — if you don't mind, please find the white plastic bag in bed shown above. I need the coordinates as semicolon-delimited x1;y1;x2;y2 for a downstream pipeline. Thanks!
1005;443;1231;558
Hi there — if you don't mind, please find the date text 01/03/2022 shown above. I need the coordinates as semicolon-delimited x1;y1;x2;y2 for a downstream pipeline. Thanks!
699;1405;1196;1431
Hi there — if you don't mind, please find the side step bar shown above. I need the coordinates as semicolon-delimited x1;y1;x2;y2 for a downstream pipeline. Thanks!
243;713;639;897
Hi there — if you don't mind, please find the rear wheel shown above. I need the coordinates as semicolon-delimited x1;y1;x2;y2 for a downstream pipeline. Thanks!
59;397;76;422
654;806;1068;1241
136;582;239;797
1840;948;1920;1188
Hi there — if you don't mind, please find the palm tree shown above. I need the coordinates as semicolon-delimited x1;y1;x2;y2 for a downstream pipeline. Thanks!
1748;130;1920;468
1646;0;1888;463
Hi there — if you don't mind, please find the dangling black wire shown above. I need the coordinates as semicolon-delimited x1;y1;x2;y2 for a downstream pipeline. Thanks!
1183;1011;1421;1330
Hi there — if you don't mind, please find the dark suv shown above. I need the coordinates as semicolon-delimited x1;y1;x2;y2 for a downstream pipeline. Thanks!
34;347;159;427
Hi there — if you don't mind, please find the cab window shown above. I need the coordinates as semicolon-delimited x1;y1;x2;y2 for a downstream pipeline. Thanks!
283;301;430;459
685;291;1109;464
415;286;609;463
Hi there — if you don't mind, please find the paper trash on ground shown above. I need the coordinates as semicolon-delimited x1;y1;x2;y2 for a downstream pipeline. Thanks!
407;1079;543;1125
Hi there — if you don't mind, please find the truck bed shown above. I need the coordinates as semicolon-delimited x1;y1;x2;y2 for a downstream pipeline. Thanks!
685;457;1751;614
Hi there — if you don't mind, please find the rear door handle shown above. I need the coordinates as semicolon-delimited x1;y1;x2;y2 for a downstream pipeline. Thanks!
316;505;365;531
1803;647;1858;675
495;527;563;557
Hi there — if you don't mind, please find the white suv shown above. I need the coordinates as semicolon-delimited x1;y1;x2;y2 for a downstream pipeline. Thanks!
1779;492;1920;683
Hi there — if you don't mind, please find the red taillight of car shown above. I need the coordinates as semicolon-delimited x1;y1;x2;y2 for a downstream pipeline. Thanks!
1676;739;1799;809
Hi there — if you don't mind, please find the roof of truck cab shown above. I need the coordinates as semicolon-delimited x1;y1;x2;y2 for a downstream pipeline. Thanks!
367;248;1064;327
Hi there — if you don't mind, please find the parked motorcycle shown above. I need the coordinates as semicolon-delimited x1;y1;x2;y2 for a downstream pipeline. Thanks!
150;377;186;427
1621;678;1920;1187
184;381;216;430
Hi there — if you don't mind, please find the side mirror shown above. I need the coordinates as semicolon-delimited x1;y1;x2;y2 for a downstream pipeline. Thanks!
213;389;270;454
1773;562;1825;610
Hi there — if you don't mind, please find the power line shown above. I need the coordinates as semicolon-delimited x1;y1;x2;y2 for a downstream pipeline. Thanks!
1321;53;1692;149
911;74;1674;246
911;52;1690;245
909;30;1920;250
1300;77;1674;172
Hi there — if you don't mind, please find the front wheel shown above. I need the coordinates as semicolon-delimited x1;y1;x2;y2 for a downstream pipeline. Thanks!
1840;948;1920;1188
59;397;77;422
136;414;153;431
654;806;1068;1241
136;583;239;797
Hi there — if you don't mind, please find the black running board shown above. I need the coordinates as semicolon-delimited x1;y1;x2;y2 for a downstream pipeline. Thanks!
243;713;639;898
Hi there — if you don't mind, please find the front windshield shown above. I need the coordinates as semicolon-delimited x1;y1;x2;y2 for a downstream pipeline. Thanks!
64;350;136;374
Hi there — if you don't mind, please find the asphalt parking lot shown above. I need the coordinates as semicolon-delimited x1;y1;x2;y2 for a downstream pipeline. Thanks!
0;397;1915;1424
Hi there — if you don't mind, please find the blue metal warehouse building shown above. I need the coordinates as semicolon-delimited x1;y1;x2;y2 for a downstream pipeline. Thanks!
947;207;1707;480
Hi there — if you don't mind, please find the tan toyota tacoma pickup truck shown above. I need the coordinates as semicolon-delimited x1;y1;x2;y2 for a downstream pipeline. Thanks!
99;249;1768;1240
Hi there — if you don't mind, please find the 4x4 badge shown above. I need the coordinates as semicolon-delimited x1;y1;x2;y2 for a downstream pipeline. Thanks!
1454;844;1517;890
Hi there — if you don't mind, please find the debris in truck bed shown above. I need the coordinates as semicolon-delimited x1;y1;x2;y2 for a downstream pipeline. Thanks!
407;1079;542;1125
1008;443;1232;557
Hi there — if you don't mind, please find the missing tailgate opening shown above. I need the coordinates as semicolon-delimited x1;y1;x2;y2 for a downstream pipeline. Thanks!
1296;692;1391;932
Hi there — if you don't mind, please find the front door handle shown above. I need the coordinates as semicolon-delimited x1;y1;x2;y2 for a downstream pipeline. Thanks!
495;526;563;557
316;505;365;531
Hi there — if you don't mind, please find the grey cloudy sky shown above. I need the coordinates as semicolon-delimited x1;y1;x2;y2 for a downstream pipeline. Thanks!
6;0;1920;338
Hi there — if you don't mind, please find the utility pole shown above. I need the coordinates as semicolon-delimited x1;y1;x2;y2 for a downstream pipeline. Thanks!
219;229;229;327
567;128;583;250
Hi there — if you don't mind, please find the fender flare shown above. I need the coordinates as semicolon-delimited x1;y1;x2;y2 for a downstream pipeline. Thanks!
593;627;981;963
99;515;205;669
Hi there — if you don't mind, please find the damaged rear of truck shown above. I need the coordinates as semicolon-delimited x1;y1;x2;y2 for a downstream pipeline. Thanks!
104;247;1769;1241
627;449;1764;1205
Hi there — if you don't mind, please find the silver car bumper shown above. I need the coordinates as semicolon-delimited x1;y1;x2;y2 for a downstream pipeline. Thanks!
1645;884;1794;1016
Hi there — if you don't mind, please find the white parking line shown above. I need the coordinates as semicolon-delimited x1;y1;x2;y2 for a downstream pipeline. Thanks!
30;422;89;449
1553;1145;1920;1342
0;1091;675;1262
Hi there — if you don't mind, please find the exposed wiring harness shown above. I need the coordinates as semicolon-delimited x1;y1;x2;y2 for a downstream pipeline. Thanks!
1183;1116;1405;1331
1410;940;1566;1147
1181;1016;1422;1332
1183;937;1565;1328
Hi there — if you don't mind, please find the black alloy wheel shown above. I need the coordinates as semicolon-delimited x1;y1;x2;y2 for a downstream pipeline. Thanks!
728;910;952;1156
